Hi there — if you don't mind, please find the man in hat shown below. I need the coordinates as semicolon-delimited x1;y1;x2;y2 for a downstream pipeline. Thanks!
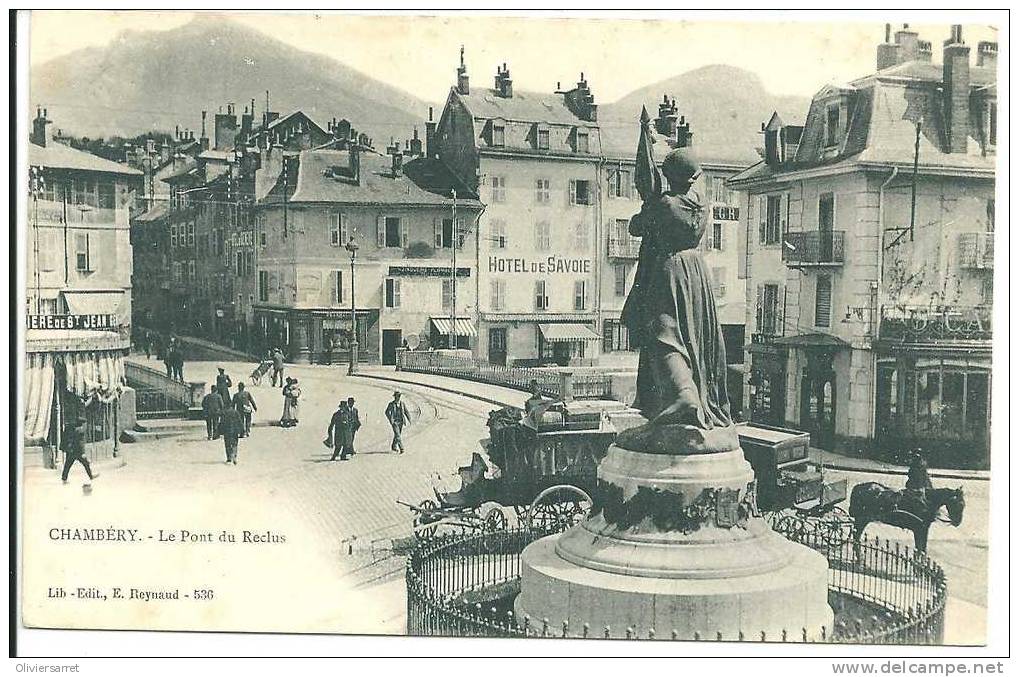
345;397;361;456
220;405;243;465
327;400;352;461
232;381;257;438
271;348;285;388
385;391;412;454
201;387;225;440
215;366;233;404
60;416;98;484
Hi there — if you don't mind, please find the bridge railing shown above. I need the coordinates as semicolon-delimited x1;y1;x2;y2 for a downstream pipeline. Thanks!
124;360;199;418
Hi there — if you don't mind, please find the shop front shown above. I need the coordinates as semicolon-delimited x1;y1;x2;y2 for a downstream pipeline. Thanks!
429;317;476;352
537;323;601;367
747;337;788;427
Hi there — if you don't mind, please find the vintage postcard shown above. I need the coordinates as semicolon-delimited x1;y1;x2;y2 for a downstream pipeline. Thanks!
14;9;1007;659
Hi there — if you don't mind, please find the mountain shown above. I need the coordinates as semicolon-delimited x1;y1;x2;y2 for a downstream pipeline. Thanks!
29;16;430;144
600;64;811;165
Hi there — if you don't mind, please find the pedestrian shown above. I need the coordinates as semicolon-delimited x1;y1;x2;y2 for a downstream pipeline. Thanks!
171;348;185;382
232;382;257;438
60;417;99;484
271;348;285;388
215;367;233;404
345;397;361;456
385;391;412;454
201;388;225;440
220;406;243;465
280;377;301;428
163;348;173;378
327;400;352;461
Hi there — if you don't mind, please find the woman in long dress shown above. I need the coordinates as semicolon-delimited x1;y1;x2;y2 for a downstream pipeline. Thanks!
620;147;733;440
280;377;301;427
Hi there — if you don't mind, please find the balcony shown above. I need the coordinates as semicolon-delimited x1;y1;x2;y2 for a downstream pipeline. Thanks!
879;304;992;344
782;231;845;268
957;233;994;270
607;236;640;259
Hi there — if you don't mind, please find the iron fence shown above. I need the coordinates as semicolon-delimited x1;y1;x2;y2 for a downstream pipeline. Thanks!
406;522;946;643
782;231;846;266
125;361;195;418
397;351;612;401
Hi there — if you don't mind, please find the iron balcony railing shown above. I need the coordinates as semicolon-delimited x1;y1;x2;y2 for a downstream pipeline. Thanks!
957;233;994;269
880;304;992;344
607;236;640;259
782;231;845;267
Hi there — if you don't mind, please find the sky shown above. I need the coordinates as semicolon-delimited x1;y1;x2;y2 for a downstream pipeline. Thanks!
29;10;1002;104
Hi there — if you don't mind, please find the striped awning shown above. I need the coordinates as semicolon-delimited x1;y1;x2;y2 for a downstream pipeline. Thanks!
430;317;477;337
539;323;601;343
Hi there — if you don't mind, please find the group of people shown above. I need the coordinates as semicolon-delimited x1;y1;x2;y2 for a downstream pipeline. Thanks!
324;391;412;459
201;366;258;465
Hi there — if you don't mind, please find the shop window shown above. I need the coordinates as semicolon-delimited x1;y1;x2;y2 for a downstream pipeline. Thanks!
966;372;990;438
914;370;941;436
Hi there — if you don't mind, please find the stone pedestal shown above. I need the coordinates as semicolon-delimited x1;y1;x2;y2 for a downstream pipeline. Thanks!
515;441;832;640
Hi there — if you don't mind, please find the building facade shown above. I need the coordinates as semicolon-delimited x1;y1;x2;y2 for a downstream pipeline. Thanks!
729;25;996;466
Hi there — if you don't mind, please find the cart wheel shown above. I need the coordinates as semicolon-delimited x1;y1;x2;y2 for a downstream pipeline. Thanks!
483;505;509;533
413;499;439;541
526;485;593;534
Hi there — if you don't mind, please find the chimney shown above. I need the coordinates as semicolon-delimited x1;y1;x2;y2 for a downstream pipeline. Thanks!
425;106;438;159
676;115;693;148
494;63;513;98
200;111;210;150
31;107;52;147
876;23;901;70
977;41;998;70
456;45;470;95
895;24;920;63
175;124;180;141
409;127;423;156
762;112;784;166
389;143;403;177
214;105;239;150
655;94;679;138
240;105;254;142
917;40;932;63
562;73;598;122
145;137;156;155
943;24;971;154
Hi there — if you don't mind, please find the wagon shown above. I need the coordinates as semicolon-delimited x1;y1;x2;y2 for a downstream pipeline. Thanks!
403;401;616;538
737;422;851;545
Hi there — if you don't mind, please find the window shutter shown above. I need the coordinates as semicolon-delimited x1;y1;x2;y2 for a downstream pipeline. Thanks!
776;285;785;335
434;217;442;248
623;171;632;198
330;213;339;246
719;224;725;251
376;215;385;247
758;196;767;244
339;213;348;245
394;279;402;307
755;284;763;333
456;216;465;248
400;219;409;248
330;271;338;303
569;179;577;205
606;169;616;196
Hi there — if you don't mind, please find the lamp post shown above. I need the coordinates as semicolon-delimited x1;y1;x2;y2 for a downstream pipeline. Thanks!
345;238;359;375
449;188;457;351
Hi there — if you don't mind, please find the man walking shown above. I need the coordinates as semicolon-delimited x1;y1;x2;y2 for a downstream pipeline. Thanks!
61;417;98;484
215;367;233;404
271;348;285;388
232;382;257;438
345;397;361;457
327;400;352;461
201;388;225;440
385;391;412;454
220;406;243;465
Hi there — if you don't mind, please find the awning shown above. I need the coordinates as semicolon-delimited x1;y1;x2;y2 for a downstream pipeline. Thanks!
771;333;850;349
62;291;124;317
24;353;56;443
430;317;477;337
539;323;601;343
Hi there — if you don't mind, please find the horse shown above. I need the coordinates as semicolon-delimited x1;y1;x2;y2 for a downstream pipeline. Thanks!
849;482;965;554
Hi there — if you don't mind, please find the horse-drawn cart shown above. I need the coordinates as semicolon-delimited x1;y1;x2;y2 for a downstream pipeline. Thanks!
403;402;616;538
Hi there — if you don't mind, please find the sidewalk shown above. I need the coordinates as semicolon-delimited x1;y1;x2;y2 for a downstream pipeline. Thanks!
809;447;990;481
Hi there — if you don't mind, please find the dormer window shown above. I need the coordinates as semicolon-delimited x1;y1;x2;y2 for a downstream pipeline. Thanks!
537;129;550;150
492;123;505;147
825;104;841;148
576;129;590;153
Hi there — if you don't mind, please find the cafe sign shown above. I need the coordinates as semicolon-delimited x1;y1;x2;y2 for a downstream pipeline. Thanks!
27;314;117;330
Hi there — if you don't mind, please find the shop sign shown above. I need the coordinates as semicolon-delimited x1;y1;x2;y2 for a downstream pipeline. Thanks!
713;206;740;221
388;266;470;278
27;314;117;330
487;256;592;275
229;231;254;247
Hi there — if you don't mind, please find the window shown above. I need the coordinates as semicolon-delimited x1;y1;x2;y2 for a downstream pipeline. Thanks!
825;104;841;147
574;280;588;311
187;223;195;246
613;218;629;240
609;169;632;199
490;177;506;203
570;179;592;205
260;231;267;247
442;279;453;312
492;124;505;147
537;129;550;150
490;219;507;249
74;233;91;272
535;179;550;204
711;222;724;251
987;199;995;231
434;217;462;249
490;279;506;311
384;278;402;308
380;216;404;248
573;221;589;250
98;182;115;209
38;297;58;315
761;195;781;245
602;319;631;352
170;225;179;248
712;267;727;299
535;280;549;310
819;193;835;231
330;213;348;246
72;178;94;207
981;277;993;305
39;230;59;272
258;271;269;302
535;221;551;250
576;130;590;153
236;251;245;277
188;260;196;280
331;270;344;304
757;283;781;335
614;263;628;297
42;179;60;203
813;275;832;328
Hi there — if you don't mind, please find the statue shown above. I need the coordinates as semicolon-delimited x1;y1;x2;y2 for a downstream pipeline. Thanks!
617;107;737;454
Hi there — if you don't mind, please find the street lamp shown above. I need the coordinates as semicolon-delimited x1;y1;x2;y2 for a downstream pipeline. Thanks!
345;238;359;375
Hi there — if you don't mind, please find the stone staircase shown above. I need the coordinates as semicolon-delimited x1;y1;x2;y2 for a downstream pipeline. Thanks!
120;418;206;444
